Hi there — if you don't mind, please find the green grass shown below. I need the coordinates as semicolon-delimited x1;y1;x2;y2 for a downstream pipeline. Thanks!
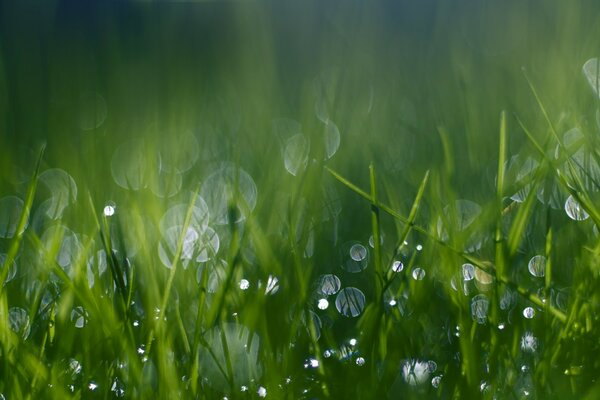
3;1;600;399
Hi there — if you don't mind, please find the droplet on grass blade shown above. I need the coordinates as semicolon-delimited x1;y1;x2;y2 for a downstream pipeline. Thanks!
200;164;258;225
340;241;369;273
283;134;309;176
520;331;538;353
317;274;341;295
323;120;340;160
71;306;88;328
195;227;220;263
9;307;30;339
523;307;535;319
565;195;589;221
391;260;404;273
335;287;366;317
462;263;475;281
239;279;250;290
528;255;546;277
471;294;490;324
317;298;329;310
159;200;210;237
0;253;17;284
158;226;199;270
39;169;78;219
412;267;426;280
349;243;367;261
583;58;600;97
86;250;108;288
400;359;432;386
265;275;280;295
0;196;26;238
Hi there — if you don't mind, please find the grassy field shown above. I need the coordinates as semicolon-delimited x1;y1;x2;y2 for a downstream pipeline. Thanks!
2;1;600;398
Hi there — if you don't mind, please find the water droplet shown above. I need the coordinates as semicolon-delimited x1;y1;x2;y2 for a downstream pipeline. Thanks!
462;263;475;281
0;253;17;284
111;377;125;397
88;382;98;391
283;134;310;176
323;120;340;160
304;358;319;368
391;260;404;272
71;306;88;328
523;307;535;319
520;331;538;353
349;338;357;346
412;267;426;280
200;164;258;225
528;255;546;277
0;196;25;238
471;294;490;324
350;243;367;261
401;359;431;386
103;203;116;217
565;195;589;221
583;58;600;97
341;241;369;272
356;357;365;366
239;279;250;290
431;375;442;388
159;200;210;238
499;287;516;310
10;308;32;339
195;227;220;263
335;287;366;317
257;386;267;397
68;359;82;377
317;298;329;310
506;155;538;202
265;275;280;295
318;274;341;295
416;244;423;251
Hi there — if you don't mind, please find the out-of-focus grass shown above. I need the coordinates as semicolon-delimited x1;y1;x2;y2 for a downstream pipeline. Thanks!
3;1;600;399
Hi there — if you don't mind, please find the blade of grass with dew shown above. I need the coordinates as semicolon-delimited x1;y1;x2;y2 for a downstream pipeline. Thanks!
0;144;45;290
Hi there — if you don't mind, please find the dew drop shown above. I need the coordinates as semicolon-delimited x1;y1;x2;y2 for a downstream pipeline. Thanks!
391;260;404;272
527;255;546;278
317;298;329;310
412;267;426;280
523;307;535;319
565;195;589;221
335;287;366;317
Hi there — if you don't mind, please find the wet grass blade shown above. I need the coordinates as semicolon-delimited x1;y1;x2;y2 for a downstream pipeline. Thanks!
0;144;45;290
